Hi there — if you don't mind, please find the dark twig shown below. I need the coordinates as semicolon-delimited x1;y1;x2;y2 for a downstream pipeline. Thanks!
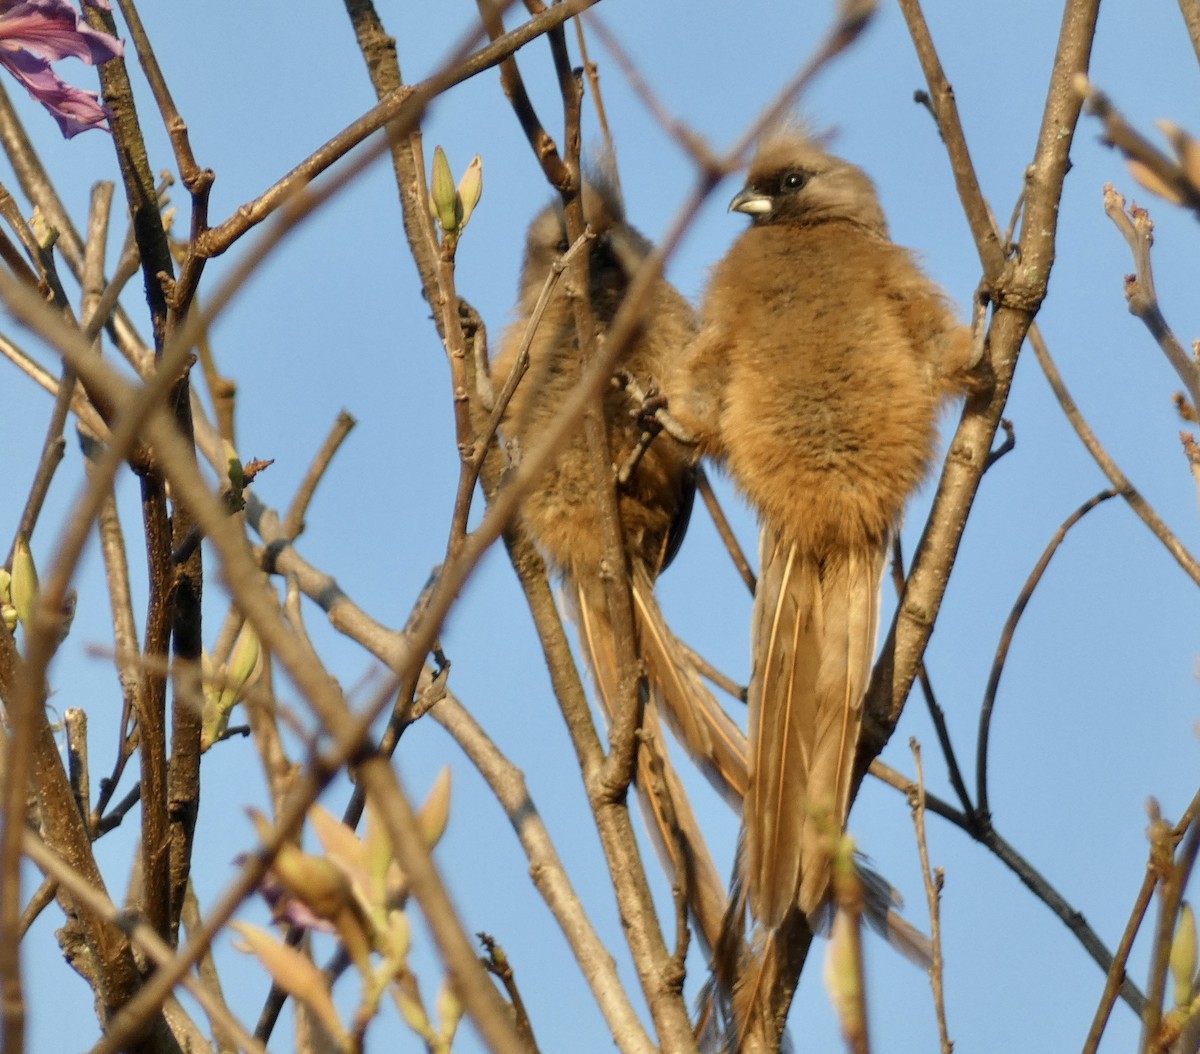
677;639;746;705
976;489;1117;817
111;0;214;314
984;418;1016;472
477;0;569;188
870;758;1147;1015
868;760;971;829
572;15;618;184
281;411;356;541
696;466;757;597
889;536;974;818
479;935;539;1054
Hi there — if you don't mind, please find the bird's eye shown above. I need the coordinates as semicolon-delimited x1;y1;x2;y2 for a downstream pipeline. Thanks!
780;170;808;192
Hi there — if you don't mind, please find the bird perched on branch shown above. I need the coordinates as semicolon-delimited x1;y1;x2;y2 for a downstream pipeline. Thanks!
493;177;748;950
670;129;975;929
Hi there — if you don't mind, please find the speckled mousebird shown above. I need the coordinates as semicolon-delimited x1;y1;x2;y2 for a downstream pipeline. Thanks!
670;129;975;928
493;178;749;948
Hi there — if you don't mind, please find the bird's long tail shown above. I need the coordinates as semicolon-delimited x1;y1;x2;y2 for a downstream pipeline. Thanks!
569;573;736;957
744;527;885;927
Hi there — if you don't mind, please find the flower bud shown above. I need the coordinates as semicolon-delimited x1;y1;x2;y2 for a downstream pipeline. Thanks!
224;440;244;505
417;768;452;849
1158;121;1200;191
456;155;483;230
221;622;261;710
395;986;435;1043
231;922;346;1043
430;146;460;234
11;536;38;628
1172;901;1198;1007
436;976;463;1046
1127;159;1185;206
824;908;866;1044
30;207;58;250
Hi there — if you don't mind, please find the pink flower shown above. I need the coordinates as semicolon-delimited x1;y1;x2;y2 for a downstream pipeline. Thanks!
0;0;122;137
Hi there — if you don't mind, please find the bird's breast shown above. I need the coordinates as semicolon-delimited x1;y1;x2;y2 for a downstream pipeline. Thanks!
714;228;942;552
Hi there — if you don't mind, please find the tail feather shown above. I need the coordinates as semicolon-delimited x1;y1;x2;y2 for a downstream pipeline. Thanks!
569;575;732;957
631;562;748;809
746;527;886;926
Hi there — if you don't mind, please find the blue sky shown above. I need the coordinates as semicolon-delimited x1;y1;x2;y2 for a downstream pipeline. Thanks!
6;1;1200;1052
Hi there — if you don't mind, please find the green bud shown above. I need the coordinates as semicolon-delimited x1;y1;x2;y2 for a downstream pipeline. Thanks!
456;155;483;230
29;207;58;250
231;923;347;1044
11;536;38;628
224;441;244;506
435;977;463;1047
1172;902;1198;1007
430;146;460;234
0;568;11;604
387;909;411;964
395;986;435;1043
824;909;865;1044
221;622;261;709
417;768;452;849
274;846;352;922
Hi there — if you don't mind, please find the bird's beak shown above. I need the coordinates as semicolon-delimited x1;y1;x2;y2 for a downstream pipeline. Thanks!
729;188;772;216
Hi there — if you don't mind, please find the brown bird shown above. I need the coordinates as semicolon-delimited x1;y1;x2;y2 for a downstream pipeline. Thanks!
670;130;974;928
493;177;748;950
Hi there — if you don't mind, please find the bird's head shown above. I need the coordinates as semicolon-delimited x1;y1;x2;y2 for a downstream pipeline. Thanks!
518;174;653;319
729;131;888;235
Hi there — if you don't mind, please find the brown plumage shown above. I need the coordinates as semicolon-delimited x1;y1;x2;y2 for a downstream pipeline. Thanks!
671;131;974;928
493;179;748;951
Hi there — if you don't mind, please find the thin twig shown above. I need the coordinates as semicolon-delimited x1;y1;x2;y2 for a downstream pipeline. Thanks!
1028;322;1200;588
1102;186;1200;413
984;418;1016;471
976;489;1118;817
869;756;1146;1013
280;410;356;540
1082;869;1157;1054
889;536;974;818
908;740;952;1054
1142;807;1200;1052
677;639;746;704
23;829;263;1054
197;1;603;262
696;465;757;596
431;690;654;1054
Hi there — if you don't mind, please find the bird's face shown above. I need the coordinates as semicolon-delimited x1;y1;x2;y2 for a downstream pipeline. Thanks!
517;181;653;320
729;134;888;235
